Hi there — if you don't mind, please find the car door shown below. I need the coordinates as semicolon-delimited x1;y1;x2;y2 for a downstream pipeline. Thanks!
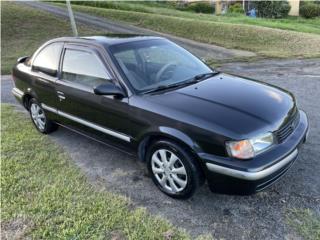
31;42;63;110
55;44;133;148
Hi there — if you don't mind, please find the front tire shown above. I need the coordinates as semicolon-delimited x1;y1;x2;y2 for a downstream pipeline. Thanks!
146;140;202;199
29;98;57;134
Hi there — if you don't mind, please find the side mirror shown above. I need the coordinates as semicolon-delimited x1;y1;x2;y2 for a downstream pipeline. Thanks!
93;82;125;98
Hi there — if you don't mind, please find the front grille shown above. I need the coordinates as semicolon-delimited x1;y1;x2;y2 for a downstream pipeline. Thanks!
275;109;299;143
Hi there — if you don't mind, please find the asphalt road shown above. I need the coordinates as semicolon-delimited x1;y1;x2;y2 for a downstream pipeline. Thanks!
2;58;320;239
18;1;255;61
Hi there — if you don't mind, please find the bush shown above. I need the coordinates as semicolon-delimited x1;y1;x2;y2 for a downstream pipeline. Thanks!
300;2;320;18
188;2;214;14
253;0;291;18
229;3;245;14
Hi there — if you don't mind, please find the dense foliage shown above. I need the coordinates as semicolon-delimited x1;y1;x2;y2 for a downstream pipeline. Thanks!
300;2;320;18
253;0;291;18
229;3;245;14
185;1;214;14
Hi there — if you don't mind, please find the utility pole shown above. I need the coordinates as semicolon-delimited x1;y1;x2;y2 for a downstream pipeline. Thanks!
66;0;78;37
215;0;222;15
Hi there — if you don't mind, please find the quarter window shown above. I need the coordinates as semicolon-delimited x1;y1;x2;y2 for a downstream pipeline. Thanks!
62;49;110;88
33;42;62;72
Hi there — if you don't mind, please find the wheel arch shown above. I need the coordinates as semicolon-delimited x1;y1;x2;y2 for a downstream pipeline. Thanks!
22;93;34;110
137;127;206;185
137;127;202;162
22;88;38;110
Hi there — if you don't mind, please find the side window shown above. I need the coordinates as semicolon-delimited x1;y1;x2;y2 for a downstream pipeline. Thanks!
62;49;110;88
33;42;62;72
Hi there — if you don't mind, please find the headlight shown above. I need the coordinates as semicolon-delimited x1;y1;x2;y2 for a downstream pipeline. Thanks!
226;133;274;159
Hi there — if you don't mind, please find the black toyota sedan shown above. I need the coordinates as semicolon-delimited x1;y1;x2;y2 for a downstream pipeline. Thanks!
12;35;309;199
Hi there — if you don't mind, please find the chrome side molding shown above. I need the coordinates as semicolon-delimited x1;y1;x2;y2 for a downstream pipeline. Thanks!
41;103;131;142
41;104;58;114
206;149;298;180
12;87;24;99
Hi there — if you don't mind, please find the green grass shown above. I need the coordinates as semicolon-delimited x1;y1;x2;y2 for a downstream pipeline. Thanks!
1;104;189;239
0;2;101;75
64;3;320;58
71;1;320;35
286;208;320;240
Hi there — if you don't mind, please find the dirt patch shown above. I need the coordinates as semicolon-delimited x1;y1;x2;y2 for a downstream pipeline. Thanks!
1;217;34;240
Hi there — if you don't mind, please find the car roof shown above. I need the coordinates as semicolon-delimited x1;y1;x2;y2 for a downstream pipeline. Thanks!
51;34;164;48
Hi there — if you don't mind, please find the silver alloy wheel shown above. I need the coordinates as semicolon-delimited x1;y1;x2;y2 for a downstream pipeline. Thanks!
151;149;188;194
30;103;46;131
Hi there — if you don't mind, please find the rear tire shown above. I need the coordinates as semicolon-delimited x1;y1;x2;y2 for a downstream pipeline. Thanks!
146;140;202;199
29;98;57;134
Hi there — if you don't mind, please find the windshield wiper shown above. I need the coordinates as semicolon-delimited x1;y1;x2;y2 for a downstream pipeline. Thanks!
192;71;219;81
143;71;219;94
168;71;219;88
142;84;181;94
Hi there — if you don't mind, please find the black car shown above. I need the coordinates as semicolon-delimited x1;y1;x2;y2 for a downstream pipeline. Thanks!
12;35;309;199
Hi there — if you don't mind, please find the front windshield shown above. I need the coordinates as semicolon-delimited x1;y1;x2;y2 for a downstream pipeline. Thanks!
109;39;213;93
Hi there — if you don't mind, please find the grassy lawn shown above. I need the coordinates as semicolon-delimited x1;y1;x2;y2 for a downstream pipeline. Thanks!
1;104;190;239
72;1;320;35
286;208;320;240
63;3;320;59
0;2;101;75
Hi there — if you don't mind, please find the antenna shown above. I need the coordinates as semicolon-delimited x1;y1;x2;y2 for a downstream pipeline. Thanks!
66;0;78;37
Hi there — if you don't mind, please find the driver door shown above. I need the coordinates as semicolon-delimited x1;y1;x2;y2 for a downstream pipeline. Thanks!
55;44;132;147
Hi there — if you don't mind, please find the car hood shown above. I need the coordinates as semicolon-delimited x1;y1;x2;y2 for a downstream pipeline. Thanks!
143;73;296;139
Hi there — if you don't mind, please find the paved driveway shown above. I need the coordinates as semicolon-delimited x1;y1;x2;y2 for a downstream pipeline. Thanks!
2;58;319;239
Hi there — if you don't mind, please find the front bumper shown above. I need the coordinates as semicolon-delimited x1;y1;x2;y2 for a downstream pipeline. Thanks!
202;110;309;195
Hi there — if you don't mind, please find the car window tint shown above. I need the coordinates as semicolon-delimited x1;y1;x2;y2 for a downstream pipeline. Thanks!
138;46;177;64
62;49;110;88
110;40;212;92
114;49;137;65
33;42;62;71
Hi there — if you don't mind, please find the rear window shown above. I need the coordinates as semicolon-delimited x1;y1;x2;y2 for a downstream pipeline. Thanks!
33;42;63;71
